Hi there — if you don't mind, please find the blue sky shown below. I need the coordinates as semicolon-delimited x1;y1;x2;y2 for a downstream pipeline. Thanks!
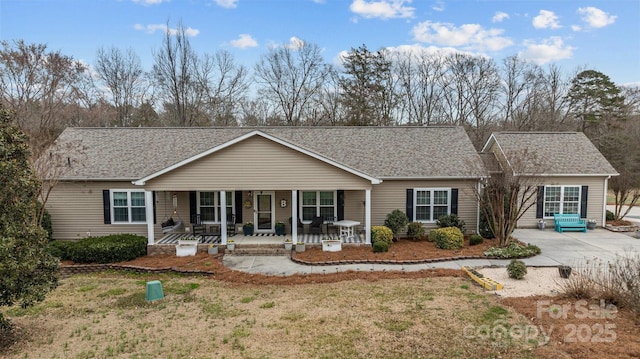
1;0;638;86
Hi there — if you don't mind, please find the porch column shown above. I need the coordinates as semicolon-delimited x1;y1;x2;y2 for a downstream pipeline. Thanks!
365;189;371;244
145;190;155;245
291;190;298;239
221;190;227;244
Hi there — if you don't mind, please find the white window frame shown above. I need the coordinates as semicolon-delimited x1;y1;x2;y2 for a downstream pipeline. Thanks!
299;191;336;223
110;190;147;224
413;188;451;223
543;185;581;218
197;191;234;224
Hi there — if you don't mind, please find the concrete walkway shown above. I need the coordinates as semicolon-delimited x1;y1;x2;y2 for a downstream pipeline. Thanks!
222;228;640;276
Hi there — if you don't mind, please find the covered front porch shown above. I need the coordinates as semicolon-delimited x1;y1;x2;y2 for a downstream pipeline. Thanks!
134;131;382;247
157;232;365;245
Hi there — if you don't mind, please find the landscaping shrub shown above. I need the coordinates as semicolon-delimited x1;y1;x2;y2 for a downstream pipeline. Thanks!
371;226;393;247
372;240;390;253
483;242;541;259
46;240;74;259
436;214;466;234
478;208;495;239
469;234;483;246
558;253;640;315
606;210;615;221
66;234;147;263
384;209;408;238
406;222;425;240
428;227;464;250
506;259;527;279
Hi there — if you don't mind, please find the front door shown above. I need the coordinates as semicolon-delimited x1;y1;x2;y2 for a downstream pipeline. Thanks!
254;191;275;233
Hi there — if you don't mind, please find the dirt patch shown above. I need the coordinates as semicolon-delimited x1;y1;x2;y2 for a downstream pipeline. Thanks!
502;296;640;359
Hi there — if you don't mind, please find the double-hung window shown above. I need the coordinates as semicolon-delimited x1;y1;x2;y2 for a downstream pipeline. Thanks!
301;191;335;222
198;191;234;223
544;185;581;217
414;188;451;222
111;190;146;223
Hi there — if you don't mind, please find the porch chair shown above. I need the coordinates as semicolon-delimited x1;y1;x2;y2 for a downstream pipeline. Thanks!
289;217;304;234
324;216;337;235
226;213;236;236
309;216;324;235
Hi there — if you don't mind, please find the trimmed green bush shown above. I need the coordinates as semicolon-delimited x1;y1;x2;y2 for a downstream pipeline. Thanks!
372;240;390;253
436;214;466;234
66;234;147;263
406;222;425;240
469;234;483;246
384;209;408;238
371;226;393;247
429;227;464;250
507;259;527;280
46;240;74;259
484;242;541;259
606;210;615;221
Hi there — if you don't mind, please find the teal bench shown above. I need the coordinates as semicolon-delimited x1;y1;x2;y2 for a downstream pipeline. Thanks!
553;214;587;233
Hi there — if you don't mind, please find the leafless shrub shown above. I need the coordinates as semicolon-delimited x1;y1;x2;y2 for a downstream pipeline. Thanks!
557;251;640;316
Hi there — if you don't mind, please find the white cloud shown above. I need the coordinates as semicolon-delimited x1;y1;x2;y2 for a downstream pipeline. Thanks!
492;11;509;23
215;0;238;9
577;7;616;29
133;24;200;36
286;37;305;50
571;25;582;32
533;10;561;29
230;34;257;48
411;21;513;52
519;36;574;65
432;1;444;12
131;0;165;5
350;0;415;20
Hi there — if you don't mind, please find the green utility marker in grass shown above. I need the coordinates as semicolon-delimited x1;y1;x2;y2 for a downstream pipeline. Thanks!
145;280;164;301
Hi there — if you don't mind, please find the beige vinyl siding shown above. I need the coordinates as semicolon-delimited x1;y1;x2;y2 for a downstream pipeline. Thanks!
519;176;607;228
371;180;479;233
145;136;372;191
46;181;155;240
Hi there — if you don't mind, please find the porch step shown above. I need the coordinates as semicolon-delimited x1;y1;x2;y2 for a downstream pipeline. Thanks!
229;244;292;256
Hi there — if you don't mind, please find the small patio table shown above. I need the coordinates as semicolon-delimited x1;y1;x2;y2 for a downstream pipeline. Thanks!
333;219;360;240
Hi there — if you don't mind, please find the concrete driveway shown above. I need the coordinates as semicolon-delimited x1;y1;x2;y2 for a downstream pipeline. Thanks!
513;228;640;267
222;228;640;275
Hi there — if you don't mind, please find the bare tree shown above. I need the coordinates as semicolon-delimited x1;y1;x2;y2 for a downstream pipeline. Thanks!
151;21;203;126
473;150;542;246
254;39;330;126
394;50;446;125
195;50;249;127
95;47;147;126
0;40;89;153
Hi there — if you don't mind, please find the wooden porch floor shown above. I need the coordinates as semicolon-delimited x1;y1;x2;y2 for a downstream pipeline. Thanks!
157;232;364;245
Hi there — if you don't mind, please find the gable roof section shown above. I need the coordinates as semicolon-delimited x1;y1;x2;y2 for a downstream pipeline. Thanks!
483;132;618;176
133;130;382;185
52;126;486;181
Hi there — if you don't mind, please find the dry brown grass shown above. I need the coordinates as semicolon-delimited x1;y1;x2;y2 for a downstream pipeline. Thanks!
1;272;554;359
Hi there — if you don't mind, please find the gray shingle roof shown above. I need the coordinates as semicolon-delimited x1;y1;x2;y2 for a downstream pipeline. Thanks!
51;126;486;181
486;132;618;176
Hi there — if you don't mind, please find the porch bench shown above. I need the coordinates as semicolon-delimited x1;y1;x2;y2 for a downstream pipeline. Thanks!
553;214;587;233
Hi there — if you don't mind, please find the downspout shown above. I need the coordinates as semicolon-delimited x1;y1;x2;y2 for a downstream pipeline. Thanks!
365;189;371;244
476;181;481;235
603;176;611;226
